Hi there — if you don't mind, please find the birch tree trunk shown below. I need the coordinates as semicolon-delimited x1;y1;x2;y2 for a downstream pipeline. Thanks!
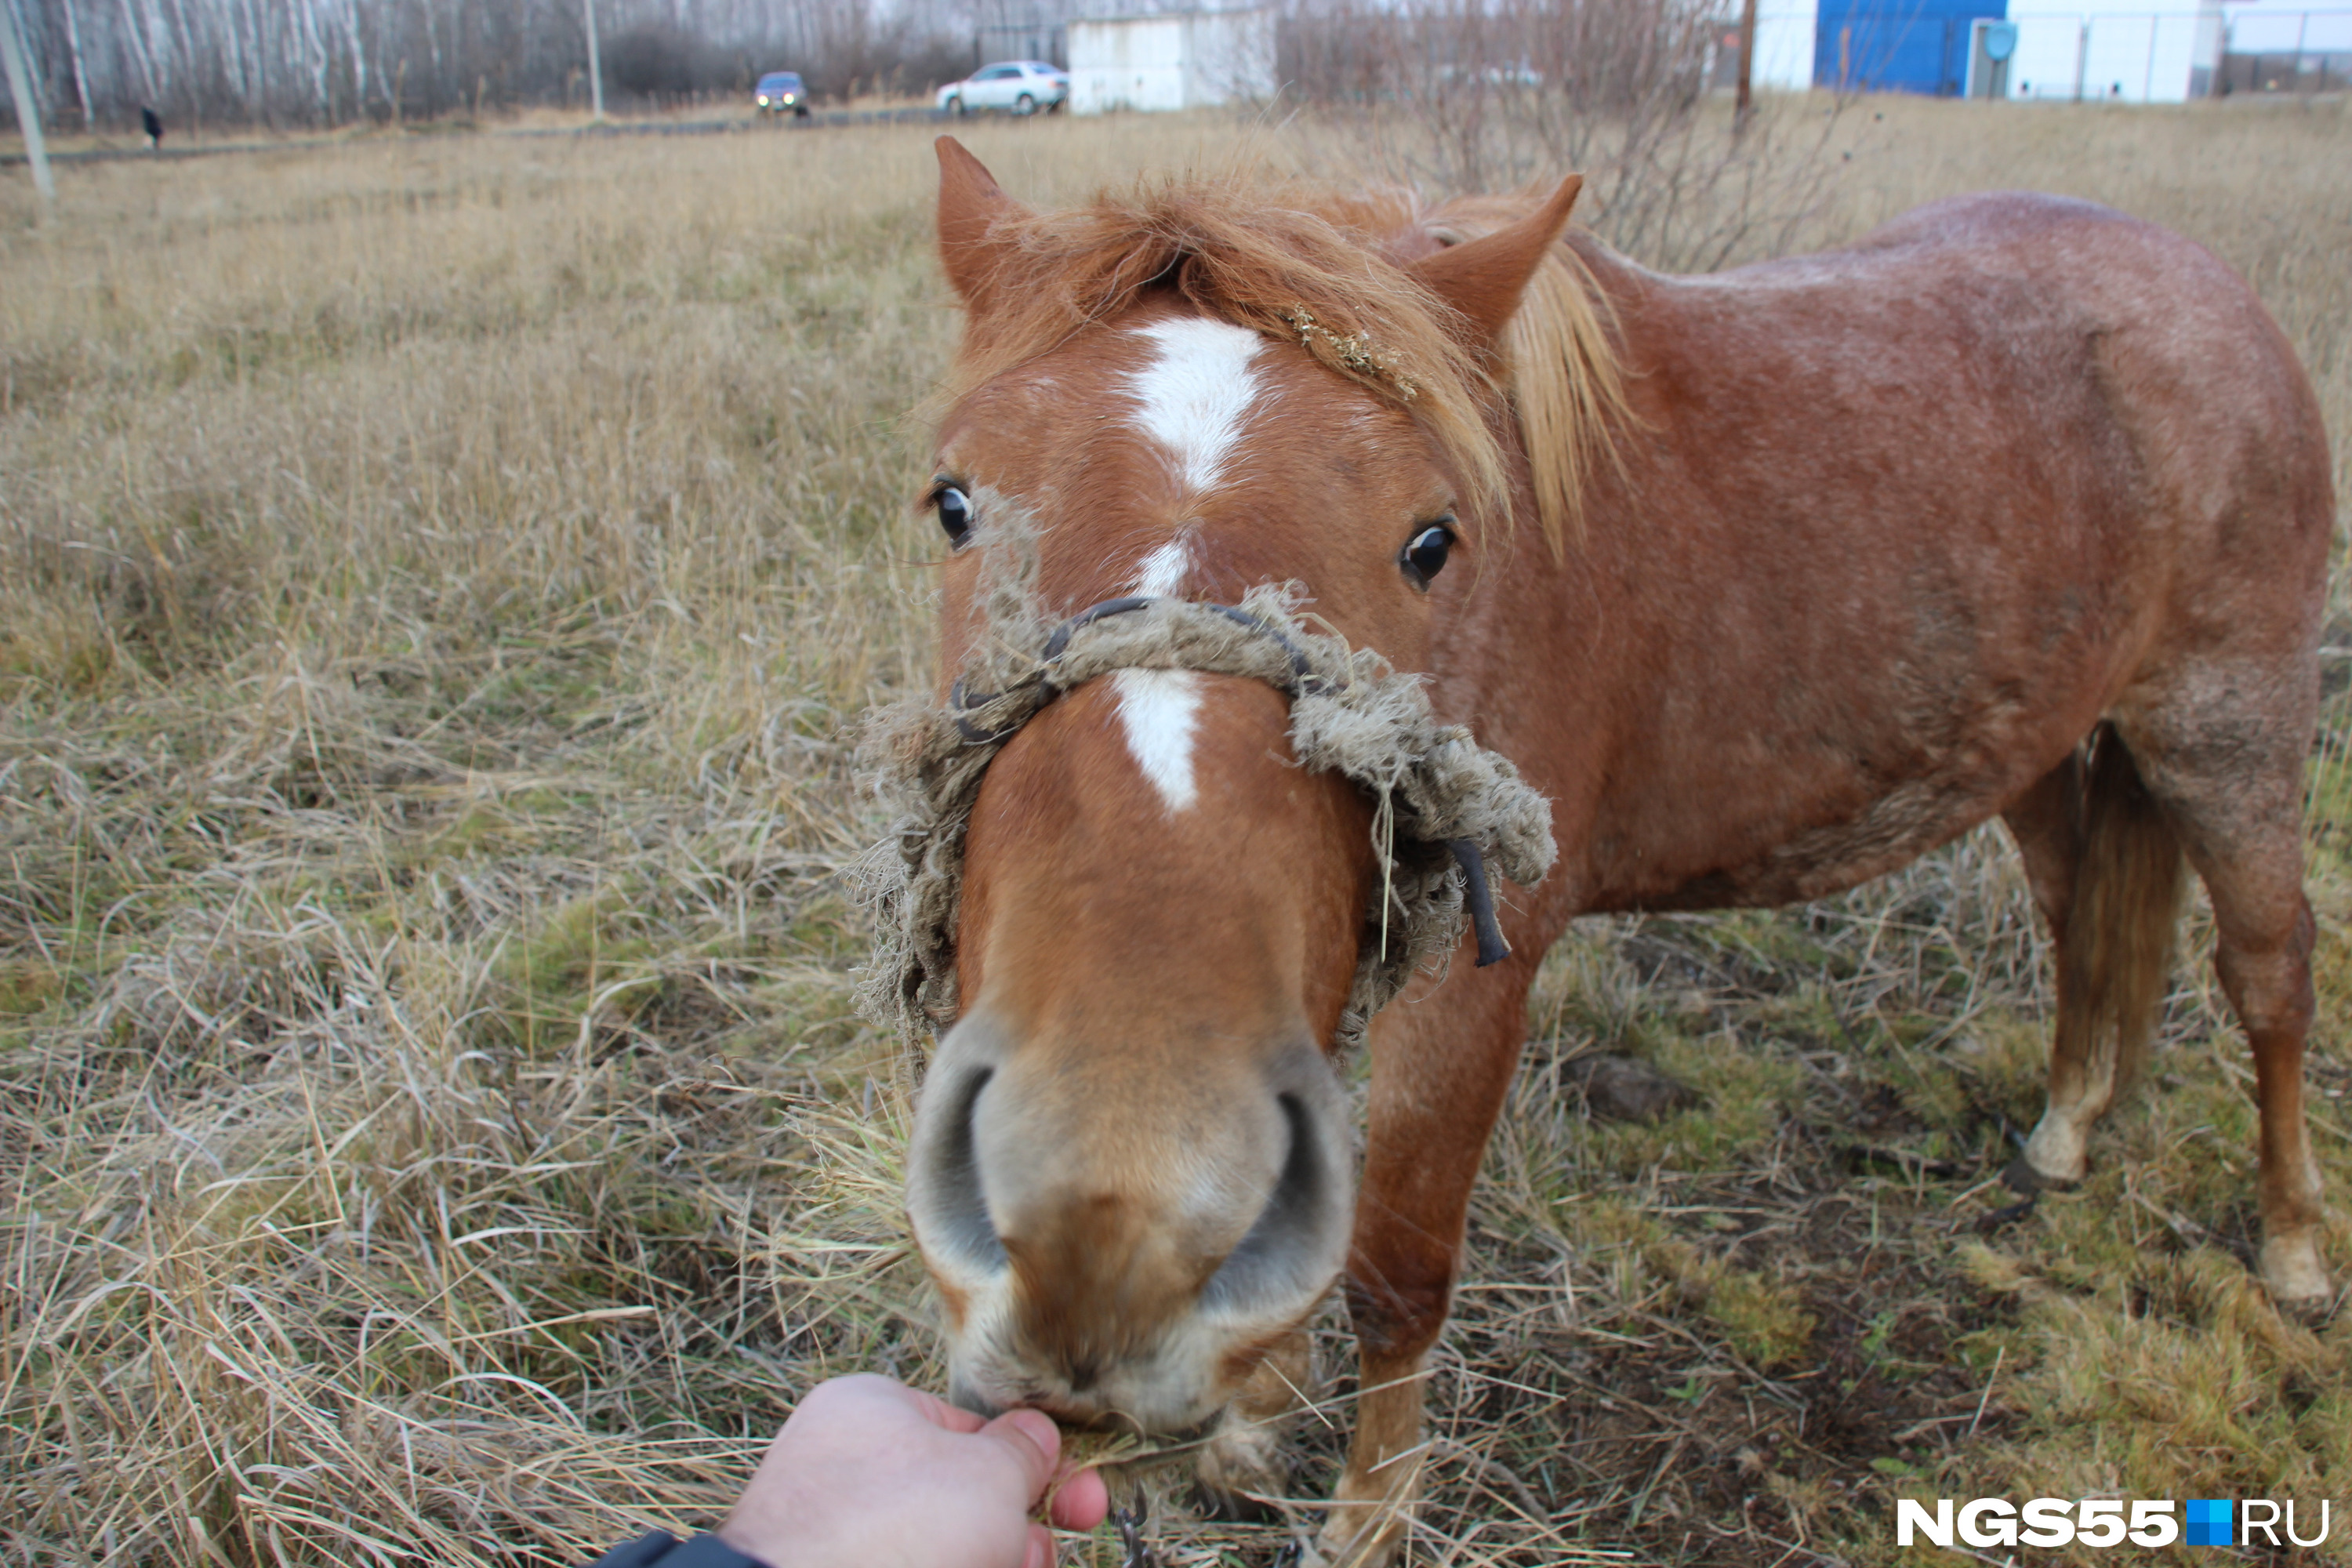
158;0;198;122
300;0;327;123
60;0;93;125
340;0;363;119
584;0;602;116
0;0;56;202
116;0;158;104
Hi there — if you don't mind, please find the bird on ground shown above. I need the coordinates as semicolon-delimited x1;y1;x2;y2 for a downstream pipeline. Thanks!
141;106;162;149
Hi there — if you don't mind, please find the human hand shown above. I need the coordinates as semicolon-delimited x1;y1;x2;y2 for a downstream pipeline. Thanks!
717;1374;1112;1568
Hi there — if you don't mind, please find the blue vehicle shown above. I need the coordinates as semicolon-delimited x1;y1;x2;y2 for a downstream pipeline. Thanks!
754;71;811;118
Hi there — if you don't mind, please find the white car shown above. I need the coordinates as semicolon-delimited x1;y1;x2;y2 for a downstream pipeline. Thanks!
936;60;1069;115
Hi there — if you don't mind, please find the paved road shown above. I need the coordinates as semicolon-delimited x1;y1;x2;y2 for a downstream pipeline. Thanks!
2;104;966;169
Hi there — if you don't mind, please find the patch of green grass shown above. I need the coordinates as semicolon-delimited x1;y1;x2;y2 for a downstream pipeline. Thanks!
0;960;64;1019
1703;1268;1820;1369
1570;1029;1804;1178
1943;1247;2349;1557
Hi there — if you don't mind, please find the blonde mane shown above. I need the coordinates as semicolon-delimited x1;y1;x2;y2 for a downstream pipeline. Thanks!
943;178;1627;551
1428;191;1632;552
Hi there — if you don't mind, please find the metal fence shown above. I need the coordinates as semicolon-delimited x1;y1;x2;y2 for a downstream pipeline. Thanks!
2218;6;2352;91
1998;9;2350;100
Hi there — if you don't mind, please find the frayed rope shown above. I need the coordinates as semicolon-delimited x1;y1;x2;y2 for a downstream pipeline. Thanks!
847;499;1555;1054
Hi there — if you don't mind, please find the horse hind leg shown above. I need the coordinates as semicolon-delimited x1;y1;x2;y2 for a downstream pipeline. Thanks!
2115;699;2330;1305
2217;892;2329;1305
2003;728;2186;1191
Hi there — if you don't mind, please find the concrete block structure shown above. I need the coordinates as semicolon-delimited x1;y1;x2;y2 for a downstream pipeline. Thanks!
1068;9;1277;112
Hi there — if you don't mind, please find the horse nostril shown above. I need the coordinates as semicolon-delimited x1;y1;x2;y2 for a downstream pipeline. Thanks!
920;1065;1007;1272
1200;1091;1333;1314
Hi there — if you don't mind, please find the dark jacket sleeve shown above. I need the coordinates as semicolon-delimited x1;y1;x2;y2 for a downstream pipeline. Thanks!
579;1530;772;1568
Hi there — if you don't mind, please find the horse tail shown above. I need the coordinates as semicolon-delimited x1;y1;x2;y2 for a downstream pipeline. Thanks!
2063;724;2187;1094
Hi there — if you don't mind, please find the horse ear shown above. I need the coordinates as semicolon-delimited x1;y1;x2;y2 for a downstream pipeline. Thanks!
1410;175;1584;347
936;136;1029;311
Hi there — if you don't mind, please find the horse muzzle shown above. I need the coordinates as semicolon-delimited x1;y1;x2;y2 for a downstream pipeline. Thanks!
906;1010;1354;1432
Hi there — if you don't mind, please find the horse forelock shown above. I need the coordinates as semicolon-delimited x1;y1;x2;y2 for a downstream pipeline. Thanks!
936;180;1532;537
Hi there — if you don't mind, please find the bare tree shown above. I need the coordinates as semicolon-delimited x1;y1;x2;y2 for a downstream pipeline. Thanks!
0;0;985;131
0;0;54;201
1283;0;1851;272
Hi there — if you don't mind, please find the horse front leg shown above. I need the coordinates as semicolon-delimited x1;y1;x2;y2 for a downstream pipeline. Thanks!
1316;951;1538;1566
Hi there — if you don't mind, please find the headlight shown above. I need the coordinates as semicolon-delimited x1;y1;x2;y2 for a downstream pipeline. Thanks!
757;95;768;104
782;94;796;103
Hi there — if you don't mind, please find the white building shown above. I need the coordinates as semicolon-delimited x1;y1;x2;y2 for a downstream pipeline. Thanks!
1749;1;1822;90
1741;0;2345;100
1067;9;1278;113
2001;0;2223;100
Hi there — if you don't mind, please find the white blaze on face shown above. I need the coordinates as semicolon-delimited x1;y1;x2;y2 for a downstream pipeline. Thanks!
1133;535;1192;598
1111;318;1265;809
1110;668;1205;814
1127;318;1265;496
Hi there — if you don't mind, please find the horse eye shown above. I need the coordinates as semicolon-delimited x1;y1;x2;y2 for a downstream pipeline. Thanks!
934;484;973;548
1399;523;1455;588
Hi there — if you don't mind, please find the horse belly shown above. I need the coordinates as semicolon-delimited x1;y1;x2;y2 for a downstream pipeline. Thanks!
1582;513;2131;916
1600;746;2063;914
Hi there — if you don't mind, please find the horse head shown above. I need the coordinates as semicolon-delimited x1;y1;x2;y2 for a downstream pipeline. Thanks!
886;140;1573;1435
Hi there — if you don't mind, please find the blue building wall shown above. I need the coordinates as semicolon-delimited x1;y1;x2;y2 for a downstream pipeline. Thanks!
1813;0;2008;93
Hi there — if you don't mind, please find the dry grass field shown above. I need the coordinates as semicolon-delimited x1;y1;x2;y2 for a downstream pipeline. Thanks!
3;95;2350;1567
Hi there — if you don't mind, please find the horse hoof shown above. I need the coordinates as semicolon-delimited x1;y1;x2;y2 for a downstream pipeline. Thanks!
1196;1413;1288;1522
2259;1232;2333;1314
1193;1479;1278;1523
1311;1516;1407;1568
2017;1114;2091;1189
2000;1156;2077;1195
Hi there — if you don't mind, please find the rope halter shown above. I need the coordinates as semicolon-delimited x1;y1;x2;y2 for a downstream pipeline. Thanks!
851;571;1556;1054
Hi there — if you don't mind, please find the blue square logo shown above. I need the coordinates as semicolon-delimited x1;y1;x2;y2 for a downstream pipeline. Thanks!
2185;1498;2234;1547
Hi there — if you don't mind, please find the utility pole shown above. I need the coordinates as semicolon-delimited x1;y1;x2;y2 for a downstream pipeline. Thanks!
584;0;604;118
0;0;55;208
1734;0;1759;127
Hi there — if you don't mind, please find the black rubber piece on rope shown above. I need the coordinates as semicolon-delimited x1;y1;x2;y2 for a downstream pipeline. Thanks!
1196;601;1321;694
1450;837;1512;967
1039;594;1153;660
948;675;1019;743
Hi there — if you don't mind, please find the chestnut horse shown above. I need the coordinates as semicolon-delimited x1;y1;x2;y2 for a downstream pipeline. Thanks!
877;137;2333;1563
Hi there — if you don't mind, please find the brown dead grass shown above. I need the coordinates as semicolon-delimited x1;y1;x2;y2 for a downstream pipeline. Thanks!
2;96;2349;1567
